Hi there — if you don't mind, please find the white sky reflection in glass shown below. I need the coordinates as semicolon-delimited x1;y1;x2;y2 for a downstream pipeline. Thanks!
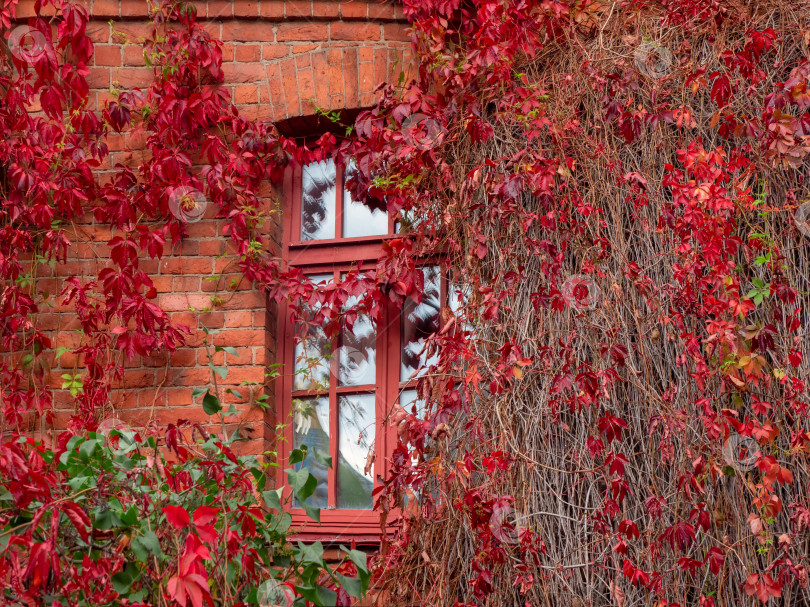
292;396;329;508
401;265;441;381
339;285;376;386
337;393;375;509
301;159;336;240
342;161;388;238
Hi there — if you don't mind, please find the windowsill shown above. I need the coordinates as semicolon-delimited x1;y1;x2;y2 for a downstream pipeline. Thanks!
288;508;395;544
287;233;399;249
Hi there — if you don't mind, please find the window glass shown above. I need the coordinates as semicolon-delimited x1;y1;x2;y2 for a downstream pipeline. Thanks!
293;274;333;391
339;289;376;386
337;394;376;509
399;388;427;418
292;396;330;508
342;162;388;238
301;159;337;240
401;266;441;381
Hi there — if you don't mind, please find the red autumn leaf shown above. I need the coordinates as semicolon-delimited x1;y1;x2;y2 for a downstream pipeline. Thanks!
193;506;219;527
163;505;191;529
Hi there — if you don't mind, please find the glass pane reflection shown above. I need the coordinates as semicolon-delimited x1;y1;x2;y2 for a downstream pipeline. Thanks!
342;162;388;238
293;274;333;391
292;396;330;508
401;266;441;381
337;394;375;509
339;289;376;386
301;160;336;240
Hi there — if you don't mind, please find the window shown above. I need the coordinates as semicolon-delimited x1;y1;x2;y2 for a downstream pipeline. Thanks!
278;158;463;540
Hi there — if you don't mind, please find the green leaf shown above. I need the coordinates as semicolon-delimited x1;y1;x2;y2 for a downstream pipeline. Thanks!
94;508;123;530
210;365;228;379
225;388;242;399
302;502;320;522
131;530;162;562
111;561;141;594
336;573;364;599
297;540;324;564
202;392;221;415
286;468;317;501
340;546;368;573
288;448;305;465
215;345;239;356
78;439;100;460
191;387;207;398
262;488;283;511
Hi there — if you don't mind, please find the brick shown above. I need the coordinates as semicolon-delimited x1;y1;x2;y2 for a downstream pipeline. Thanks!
121;0;150;17
94;45;122;67
92;0;120;18
359;61;374;95
225;310;255;328
115;68;154;88
331;22;380;41
383;24;410;42
199;240;224;256
220;43;235;63
291;44;320;55
373;47;387;89
368;2;396;20
260;1;285;18
276;23;328;42
208;1;233;19
266;62;286;118
263;44;290;60
111;23;152;44
223;63;266;83
279;58;300;117
123;45;147;66
234;44;261;62
219;292;265;310
299;66;316;114
328;60;343;98
87;67;111;89
170;349;197;367
234;84;259;104
233;0;259;17
312;51;329;109
173;275;201;291
285;1;312;18
340;1;367;19
343;47;359;107
312;1;340;18
222;22;269;42
213;329;264;347
122;370;156;389
161;257;213;274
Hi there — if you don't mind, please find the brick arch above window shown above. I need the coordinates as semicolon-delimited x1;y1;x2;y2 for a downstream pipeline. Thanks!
260;43;411;122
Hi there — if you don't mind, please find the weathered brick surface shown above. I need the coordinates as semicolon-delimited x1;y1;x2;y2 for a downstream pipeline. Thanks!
7;0;411;458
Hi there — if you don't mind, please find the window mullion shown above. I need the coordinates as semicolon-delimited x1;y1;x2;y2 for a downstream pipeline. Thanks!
328;268;340;510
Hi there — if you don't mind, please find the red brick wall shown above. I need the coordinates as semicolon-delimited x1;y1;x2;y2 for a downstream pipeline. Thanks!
12;0;410;456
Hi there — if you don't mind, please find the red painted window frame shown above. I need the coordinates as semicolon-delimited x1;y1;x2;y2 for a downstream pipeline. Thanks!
276;161;401;542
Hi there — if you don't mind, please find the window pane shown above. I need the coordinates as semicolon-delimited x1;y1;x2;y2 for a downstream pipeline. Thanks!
339;290;376;386
401;266;441;381
342;162;388;237
292;396;330;508
400;388;427;419
293;274;333;391
337;394;375;509
301;159;336;240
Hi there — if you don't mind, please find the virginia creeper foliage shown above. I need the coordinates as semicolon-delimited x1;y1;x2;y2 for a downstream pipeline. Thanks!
4;0;810;606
